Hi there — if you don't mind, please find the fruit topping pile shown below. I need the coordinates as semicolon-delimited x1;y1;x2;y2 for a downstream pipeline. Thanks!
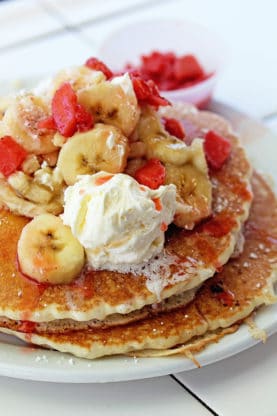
0;56;232;285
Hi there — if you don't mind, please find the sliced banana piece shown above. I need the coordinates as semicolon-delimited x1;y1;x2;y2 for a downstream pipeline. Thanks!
8;171;53;204
1;92;57;155
137;106;207;167
57;123;129;185
17;214;85;284
45;65;106;97
0;179;62;218
165;163;212;229
7;162;64;206
78;74;140;136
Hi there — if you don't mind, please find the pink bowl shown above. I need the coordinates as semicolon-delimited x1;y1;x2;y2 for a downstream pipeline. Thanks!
98;19;227;107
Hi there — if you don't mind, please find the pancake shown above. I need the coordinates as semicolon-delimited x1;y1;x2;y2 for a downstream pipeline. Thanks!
0;105;252;324
0;286;199;333
1;172;274;359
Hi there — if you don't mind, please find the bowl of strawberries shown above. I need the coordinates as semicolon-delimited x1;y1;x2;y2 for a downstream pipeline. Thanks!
99;19;226;108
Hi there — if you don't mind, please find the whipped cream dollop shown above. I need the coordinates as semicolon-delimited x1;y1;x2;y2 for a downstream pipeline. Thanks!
62;172;176;270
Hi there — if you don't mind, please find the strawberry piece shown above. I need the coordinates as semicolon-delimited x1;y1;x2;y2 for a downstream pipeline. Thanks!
163;117;185;139
40;85;93;136
174;54;204;81
95;174;114;186
85;57;113;79
132;76;151;100
52;83;77;137
141;51;165;76
132;76;170;108
124;51;208;93
134;159;165;189
140;51;175;85
38;116;56;130
204;130;231;170
0;136;27;177
152;197;162;211
160;222;168;232
75;104;94;132
158;78;180;91
141;51;174;76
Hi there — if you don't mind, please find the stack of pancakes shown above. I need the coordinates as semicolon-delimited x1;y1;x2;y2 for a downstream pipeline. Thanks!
0;105;276;361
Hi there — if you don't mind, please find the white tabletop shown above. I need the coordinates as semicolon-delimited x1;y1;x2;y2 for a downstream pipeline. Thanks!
0;1;276;415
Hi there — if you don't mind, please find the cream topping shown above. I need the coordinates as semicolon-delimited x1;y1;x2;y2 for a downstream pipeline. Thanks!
62;172;176;270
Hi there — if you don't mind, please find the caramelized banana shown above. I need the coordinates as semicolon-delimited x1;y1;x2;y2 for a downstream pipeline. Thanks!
0;93;57;154
45;65;106;97
18;214;85;284
78;74;140;136
165;163;212;229
0;178;63;218
57;124;129;185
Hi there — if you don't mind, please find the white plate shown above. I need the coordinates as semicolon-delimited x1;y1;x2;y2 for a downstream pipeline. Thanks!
0;101;276;383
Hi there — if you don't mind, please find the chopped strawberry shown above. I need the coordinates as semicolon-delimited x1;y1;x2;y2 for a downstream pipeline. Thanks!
134;159;165;189
132;76;151;100
163;117;185;139
132;76;170;108
152;197;162;211
95;174;114;186
141;51;175;86
158;78;180;91
75;104;94;132
52;83;77;137
0;136;27;177
122;51;209;97
141;51;175;77
38;116;56;130
40;85;93;137
85;57;113;79
204;130;232;170
173;54;204;81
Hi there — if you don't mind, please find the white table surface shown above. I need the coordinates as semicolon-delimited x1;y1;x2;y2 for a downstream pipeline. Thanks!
0;1;276;415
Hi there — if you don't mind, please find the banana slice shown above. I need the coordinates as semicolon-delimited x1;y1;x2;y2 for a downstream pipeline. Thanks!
8;171;53;204
1;93;57;155
137;106;205;167
45;65;106;97
17;214;85;284
78;74;140;136
57;123;129;185
165;163;212;229
0;178;59;217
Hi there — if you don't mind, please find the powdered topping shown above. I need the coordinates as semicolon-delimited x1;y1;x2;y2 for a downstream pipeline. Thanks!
96;249;204;299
